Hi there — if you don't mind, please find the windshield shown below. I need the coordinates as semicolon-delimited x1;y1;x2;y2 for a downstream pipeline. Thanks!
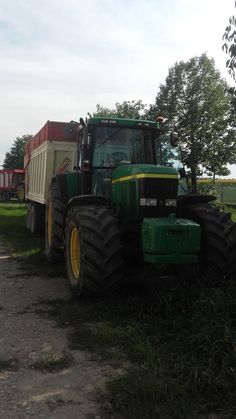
91;126;155;196
93;126;154;167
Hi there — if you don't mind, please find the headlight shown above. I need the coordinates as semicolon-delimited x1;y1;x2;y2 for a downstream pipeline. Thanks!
165;199;177;207
140;198;157;206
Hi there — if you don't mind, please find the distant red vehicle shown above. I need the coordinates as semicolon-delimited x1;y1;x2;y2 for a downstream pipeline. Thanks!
0;169;25;201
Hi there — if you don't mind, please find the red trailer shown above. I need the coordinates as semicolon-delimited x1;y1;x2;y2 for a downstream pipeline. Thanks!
0;169;25;201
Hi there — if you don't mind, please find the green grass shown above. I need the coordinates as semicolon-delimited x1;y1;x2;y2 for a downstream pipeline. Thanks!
225;205;236;223
0;203;43;256
0;203;65;277
0;202;236;418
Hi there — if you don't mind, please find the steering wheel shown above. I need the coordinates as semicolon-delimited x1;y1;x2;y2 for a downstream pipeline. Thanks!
108;151;128;166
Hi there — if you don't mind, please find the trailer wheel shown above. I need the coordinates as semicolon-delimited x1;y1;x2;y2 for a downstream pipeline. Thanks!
45;180;66;262
26;202;45;233
1;191;11;201
179;204;227;283
17;184;25;202
26;203;32;230
31;203;45;234
65;205;123;297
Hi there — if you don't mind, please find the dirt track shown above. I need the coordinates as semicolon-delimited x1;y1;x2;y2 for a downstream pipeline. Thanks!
0;237;115;419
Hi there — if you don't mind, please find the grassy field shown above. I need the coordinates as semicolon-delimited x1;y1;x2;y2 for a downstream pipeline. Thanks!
225;205;236;223
0;203;236;419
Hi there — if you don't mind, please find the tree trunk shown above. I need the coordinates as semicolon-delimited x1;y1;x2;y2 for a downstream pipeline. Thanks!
191;169;197;193
213;171;216;184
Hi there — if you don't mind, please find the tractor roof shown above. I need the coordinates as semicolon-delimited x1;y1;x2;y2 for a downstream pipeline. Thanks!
87;117;160;129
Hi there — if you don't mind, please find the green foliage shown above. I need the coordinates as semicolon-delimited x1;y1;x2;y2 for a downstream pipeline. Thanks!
94;100;147;119
225;205;236;222
222;2;236;80
151;54;236;192
3;134;32;169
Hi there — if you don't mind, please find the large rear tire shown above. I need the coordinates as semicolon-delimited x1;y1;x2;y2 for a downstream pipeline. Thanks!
212;206;236;280
45;180;66;262
178;203;227;283
226;223;236;280
65;205;123;297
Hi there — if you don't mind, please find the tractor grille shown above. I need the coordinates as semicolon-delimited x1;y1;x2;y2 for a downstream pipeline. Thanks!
139;178;178;199
139;177;178;218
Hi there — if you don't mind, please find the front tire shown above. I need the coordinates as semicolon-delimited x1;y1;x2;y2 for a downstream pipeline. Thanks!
65;205;123;297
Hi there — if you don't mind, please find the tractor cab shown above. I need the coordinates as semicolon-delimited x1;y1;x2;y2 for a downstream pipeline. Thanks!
87;117;162;196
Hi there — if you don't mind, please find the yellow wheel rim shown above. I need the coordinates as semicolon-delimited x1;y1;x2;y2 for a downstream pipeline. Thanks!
70;227;80;278
18;186;25;202
48;201;53;247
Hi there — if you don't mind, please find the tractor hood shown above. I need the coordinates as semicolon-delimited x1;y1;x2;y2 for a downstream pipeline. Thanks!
112;164;178;184
111;164;179;221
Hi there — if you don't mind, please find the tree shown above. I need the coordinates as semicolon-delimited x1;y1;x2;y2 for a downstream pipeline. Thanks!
222;1;236;80
3;135;32;169
151;54;236;192
93;100;147;119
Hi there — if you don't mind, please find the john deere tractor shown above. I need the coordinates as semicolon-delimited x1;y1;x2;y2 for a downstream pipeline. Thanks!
45;116;230;297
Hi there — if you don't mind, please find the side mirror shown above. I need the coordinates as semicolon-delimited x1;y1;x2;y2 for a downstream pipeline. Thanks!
170;132;178;147
178;167;186;178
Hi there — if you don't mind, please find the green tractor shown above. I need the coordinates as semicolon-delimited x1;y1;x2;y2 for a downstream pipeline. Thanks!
45;116;230;297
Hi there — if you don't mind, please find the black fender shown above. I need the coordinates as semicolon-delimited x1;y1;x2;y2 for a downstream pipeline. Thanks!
177;193;216;212
67;195;107;210
54;174;108;210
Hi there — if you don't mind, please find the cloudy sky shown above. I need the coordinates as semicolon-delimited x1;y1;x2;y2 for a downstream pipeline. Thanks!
0;0;235;173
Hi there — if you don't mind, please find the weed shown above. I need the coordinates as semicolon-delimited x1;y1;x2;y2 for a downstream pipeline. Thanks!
31;351;73;372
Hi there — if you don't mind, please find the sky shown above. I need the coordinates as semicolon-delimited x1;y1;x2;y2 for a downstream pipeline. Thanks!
0;0;235;175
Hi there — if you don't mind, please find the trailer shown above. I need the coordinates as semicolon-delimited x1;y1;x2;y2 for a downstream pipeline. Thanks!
25;120;77;233
0;169;25;201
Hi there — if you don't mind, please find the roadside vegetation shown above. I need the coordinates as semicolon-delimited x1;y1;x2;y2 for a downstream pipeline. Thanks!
0;202;64;277
0;202;235;419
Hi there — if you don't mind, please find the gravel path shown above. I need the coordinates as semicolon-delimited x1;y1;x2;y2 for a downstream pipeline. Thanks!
0;238;114;419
